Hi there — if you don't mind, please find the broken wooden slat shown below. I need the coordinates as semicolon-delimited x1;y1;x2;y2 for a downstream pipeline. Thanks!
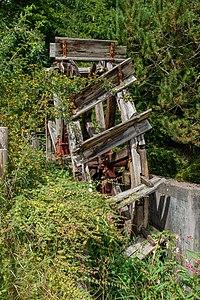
115;177;166;209
67;121;83;179
46;118;53;161
50;37;126;61
47;121;57;152
67;121;91;181
71;58;136;118
125;237;157;259
77;109;152;163
117;90;141;187
95;103;106;132
113;176;165;202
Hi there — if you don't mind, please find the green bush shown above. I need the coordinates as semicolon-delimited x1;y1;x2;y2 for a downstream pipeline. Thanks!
147;146;187;178
0;169;121;299
176;156;200;184
1;167;200;299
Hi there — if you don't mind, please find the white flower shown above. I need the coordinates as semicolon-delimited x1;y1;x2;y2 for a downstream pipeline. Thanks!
88;188;93;193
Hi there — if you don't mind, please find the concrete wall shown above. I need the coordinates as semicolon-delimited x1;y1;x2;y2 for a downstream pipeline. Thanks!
150;179;200;253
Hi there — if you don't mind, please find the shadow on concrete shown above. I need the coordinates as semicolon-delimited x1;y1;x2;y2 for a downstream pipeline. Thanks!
150;194;171;231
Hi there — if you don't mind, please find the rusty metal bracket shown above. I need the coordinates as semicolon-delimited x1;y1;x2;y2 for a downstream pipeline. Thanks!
61;40;67;58
110;42;115;61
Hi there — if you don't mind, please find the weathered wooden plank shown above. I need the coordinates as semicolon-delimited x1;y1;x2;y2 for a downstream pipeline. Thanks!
71;58;136;118
125;237;157;259
73;75;136;119
95;103;106;132
113;176;165;202
48;121;57;152
45;118;53;161
67;121;83;179
55;57;125;62
77;110;151;163
0;127;8;177
50;37;126;61
81;109;152;151
50;43;56;58
80;110;151;151
116;177;167;209
139;148;149;177
116;91;141;187
106;148;129;164
105;95;116;129
0;127;8;150
0;149;7;177
130;139;141;187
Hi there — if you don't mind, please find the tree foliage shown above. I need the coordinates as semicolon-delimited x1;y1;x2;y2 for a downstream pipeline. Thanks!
121;0;199;149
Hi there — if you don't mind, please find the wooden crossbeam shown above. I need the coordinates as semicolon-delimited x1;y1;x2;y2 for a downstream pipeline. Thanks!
50;37;126;61
105;148;129;165
113;177;166;209
71;58;136;118
76;109;152;163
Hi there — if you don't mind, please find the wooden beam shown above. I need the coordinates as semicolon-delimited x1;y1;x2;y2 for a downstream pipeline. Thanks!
47;121;57;152
50;37;126;61
72;58;136;118
95;103;106;132
106;148;129;164
0;127;8;177
117;91;141;187
0;149;7;177
77;110;152;163
106;96;116;129
114;177;166;209
0;127;8;150
125;237;157;260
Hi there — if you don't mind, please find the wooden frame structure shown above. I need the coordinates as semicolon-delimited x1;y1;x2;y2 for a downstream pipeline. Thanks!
47;37;164;238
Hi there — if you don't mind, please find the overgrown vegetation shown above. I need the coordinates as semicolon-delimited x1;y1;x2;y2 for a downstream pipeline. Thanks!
1;166;200;299
0;1;200;299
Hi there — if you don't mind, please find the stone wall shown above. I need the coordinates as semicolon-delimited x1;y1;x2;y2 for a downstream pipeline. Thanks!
150;179;200;253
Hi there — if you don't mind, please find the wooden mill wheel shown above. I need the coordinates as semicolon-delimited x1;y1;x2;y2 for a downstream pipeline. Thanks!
47;37;152;196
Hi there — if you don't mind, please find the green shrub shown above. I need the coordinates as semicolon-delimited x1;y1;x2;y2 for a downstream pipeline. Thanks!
176;156;200;184
147;146;187;178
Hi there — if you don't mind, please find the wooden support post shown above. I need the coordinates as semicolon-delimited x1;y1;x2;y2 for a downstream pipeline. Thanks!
68;121;90;181
116;91;152;233
105;96;116;129
54;93;63;141
0;150;8;177
45;118;53;161
105;62;117;129
117;91;141;188
137;135;150;228
0;127;8;177
0;127;8;150
95;103;106;132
